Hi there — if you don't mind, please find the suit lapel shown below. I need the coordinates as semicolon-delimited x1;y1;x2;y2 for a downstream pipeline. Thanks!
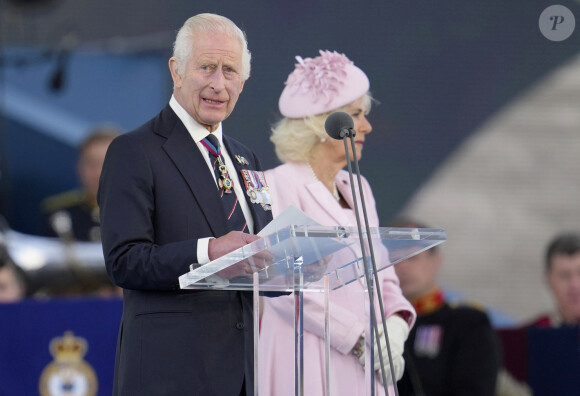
297;164;353;226
305;182;352;226
223;136;272;233
335;171;358;220
159;109;229;237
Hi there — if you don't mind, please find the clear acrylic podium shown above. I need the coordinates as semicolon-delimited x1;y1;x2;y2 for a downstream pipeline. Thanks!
179;225;446;396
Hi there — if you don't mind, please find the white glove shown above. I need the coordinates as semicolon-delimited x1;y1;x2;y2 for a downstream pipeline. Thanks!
372;315;409;384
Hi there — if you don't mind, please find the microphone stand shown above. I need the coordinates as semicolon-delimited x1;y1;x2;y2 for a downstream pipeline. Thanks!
341;127;399;396
49;211;98;295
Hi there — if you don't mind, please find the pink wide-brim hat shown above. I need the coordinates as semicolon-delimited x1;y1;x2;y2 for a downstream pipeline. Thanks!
278;50;370;119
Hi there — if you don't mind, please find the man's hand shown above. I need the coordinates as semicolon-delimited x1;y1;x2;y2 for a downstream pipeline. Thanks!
208;231;259;261
209;231;262;279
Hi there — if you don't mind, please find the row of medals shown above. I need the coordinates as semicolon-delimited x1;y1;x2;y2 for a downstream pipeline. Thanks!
216;157;271;208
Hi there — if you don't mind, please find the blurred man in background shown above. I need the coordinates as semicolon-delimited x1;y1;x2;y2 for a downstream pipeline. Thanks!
38;126;121;297
41;126;121;242
391;217;500;396
529;232;580;327
497;232;580;395
0;243;27;303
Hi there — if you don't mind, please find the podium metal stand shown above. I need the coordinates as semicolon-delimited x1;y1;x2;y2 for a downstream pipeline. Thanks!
180;225;446;396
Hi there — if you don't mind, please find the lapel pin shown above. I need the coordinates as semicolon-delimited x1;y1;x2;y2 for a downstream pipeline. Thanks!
235;155;249;166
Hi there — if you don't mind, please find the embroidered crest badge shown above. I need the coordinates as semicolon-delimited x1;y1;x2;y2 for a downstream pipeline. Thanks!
38;331;98;396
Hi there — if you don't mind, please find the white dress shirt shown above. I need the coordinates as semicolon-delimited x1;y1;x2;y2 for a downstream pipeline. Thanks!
169;96;254;264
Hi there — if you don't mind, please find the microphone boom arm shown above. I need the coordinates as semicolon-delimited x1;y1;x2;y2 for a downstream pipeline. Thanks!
325;111;401;395
342;129;398;395
347;131;400;396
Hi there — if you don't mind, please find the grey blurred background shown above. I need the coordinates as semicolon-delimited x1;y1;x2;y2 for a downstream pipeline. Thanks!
1;0;580;324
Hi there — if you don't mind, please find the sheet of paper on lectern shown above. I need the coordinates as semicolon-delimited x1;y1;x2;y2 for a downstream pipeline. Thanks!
257;205;320;237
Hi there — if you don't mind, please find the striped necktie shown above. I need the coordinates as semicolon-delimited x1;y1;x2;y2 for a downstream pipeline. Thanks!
201;134;248;233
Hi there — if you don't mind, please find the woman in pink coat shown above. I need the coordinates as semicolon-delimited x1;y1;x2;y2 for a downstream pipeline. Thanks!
259;50;416;396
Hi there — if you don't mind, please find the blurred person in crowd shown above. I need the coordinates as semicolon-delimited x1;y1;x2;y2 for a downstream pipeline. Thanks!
259;50;416;396
39;126;121;297
98;13;276;396
495;232;580;395
41;126;121;242
0;243;27;303
391;217;500;396
528;232;580;327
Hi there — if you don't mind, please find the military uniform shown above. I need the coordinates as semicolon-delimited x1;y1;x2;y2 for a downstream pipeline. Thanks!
41;189;101;242
527;311;565;328
397;288;500;396
38;190;118;296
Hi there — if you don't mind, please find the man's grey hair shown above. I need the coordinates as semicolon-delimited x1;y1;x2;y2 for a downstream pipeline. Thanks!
172;13;251;81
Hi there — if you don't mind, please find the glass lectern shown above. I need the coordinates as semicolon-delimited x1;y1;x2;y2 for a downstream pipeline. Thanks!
179;225;446;396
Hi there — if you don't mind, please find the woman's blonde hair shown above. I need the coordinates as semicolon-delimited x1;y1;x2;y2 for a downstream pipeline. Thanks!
271;93;373;163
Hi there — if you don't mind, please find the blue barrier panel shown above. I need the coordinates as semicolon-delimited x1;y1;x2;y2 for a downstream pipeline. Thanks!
528;326;580;396
0;297;122;396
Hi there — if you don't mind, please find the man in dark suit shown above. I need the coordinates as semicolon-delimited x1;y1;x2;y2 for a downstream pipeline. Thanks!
98;13;272;396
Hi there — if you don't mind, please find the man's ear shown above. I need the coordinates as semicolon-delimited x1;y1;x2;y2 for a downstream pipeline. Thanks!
168;57;182;88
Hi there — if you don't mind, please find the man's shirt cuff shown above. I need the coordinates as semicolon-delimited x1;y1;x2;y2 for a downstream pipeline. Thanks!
197;237;213;265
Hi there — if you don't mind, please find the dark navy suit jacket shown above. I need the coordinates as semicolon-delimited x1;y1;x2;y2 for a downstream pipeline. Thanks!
98;104;273;396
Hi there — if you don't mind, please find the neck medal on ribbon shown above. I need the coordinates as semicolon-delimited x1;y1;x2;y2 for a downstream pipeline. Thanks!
201;135;234;194
217;159;234;193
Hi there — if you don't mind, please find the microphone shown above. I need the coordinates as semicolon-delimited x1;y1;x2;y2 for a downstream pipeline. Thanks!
324;111;354;139
325;111;399;395
50;211;75;243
